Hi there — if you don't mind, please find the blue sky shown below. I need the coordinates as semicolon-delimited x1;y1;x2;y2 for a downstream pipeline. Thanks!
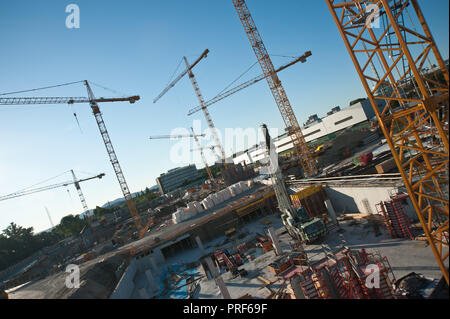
0;0;448;232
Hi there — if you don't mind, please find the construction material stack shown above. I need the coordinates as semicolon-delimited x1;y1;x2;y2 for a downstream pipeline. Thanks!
285;247;396;299
377;194;414;240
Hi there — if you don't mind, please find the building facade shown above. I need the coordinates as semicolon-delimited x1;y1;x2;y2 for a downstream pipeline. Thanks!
232;99;382;165
156;164;199;194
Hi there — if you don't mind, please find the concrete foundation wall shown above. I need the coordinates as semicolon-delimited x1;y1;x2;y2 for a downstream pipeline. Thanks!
110;251;163;299
325;185;399;215
110;259;137;299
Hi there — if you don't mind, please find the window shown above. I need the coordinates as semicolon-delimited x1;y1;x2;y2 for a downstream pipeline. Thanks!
303;129;321;138
335;116;353;126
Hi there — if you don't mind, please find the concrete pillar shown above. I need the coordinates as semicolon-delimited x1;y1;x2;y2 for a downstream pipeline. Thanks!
195;236;205;255
205;257;231;299
325;199;338;225
268;227;282;255
215;276;232;299
200;259;213;279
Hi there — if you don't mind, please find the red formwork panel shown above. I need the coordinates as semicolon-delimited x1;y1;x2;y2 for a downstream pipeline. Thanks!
376;200;413;239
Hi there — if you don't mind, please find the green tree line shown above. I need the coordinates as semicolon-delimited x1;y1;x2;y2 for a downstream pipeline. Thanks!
0;214;88;271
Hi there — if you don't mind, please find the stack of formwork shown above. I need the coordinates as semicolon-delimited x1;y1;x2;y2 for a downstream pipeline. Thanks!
336;250;372;299
362;251;396;299
335;248;396;299
310;256;349;299
327;262;350;298
286;247;396;299
296;268;330;299
376;197;413;239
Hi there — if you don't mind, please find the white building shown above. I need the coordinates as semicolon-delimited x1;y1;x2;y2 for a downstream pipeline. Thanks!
232;99;382;165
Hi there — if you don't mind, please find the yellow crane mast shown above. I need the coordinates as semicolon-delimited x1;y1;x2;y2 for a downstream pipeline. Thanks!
325;0;449;284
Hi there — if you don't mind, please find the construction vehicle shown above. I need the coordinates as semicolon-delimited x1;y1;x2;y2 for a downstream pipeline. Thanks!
261;124;326;243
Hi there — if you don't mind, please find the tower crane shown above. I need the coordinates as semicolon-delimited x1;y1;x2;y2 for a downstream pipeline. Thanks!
153;49;231;169
70;169;91;213
232;0;318;177
187;51;312;116
325;0;449;284
149;133;205;140
190;127;215;180
0;172;105;203
148;131;215;180
0;80;152;239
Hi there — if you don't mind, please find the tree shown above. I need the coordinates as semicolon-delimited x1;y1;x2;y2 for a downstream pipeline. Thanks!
54;215;88;238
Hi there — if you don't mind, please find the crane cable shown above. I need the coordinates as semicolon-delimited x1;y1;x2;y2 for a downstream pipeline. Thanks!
0;81;84;96
89;81;130;98
216;61;258;97
213;53;299;101
4;170;72;195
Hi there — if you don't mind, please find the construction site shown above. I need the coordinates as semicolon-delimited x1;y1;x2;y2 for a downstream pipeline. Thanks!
0;0;449;301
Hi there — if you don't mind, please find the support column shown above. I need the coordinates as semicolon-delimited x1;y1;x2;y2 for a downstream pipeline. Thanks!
325;199;338;225
195;236;205;255
205;257;231;299
268;227;282;255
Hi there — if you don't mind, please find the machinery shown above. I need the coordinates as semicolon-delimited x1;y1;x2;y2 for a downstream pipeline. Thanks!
261;124;326;243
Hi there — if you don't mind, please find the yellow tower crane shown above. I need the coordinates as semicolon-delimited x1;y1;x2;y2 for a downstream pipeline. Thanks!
325;0;449;284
